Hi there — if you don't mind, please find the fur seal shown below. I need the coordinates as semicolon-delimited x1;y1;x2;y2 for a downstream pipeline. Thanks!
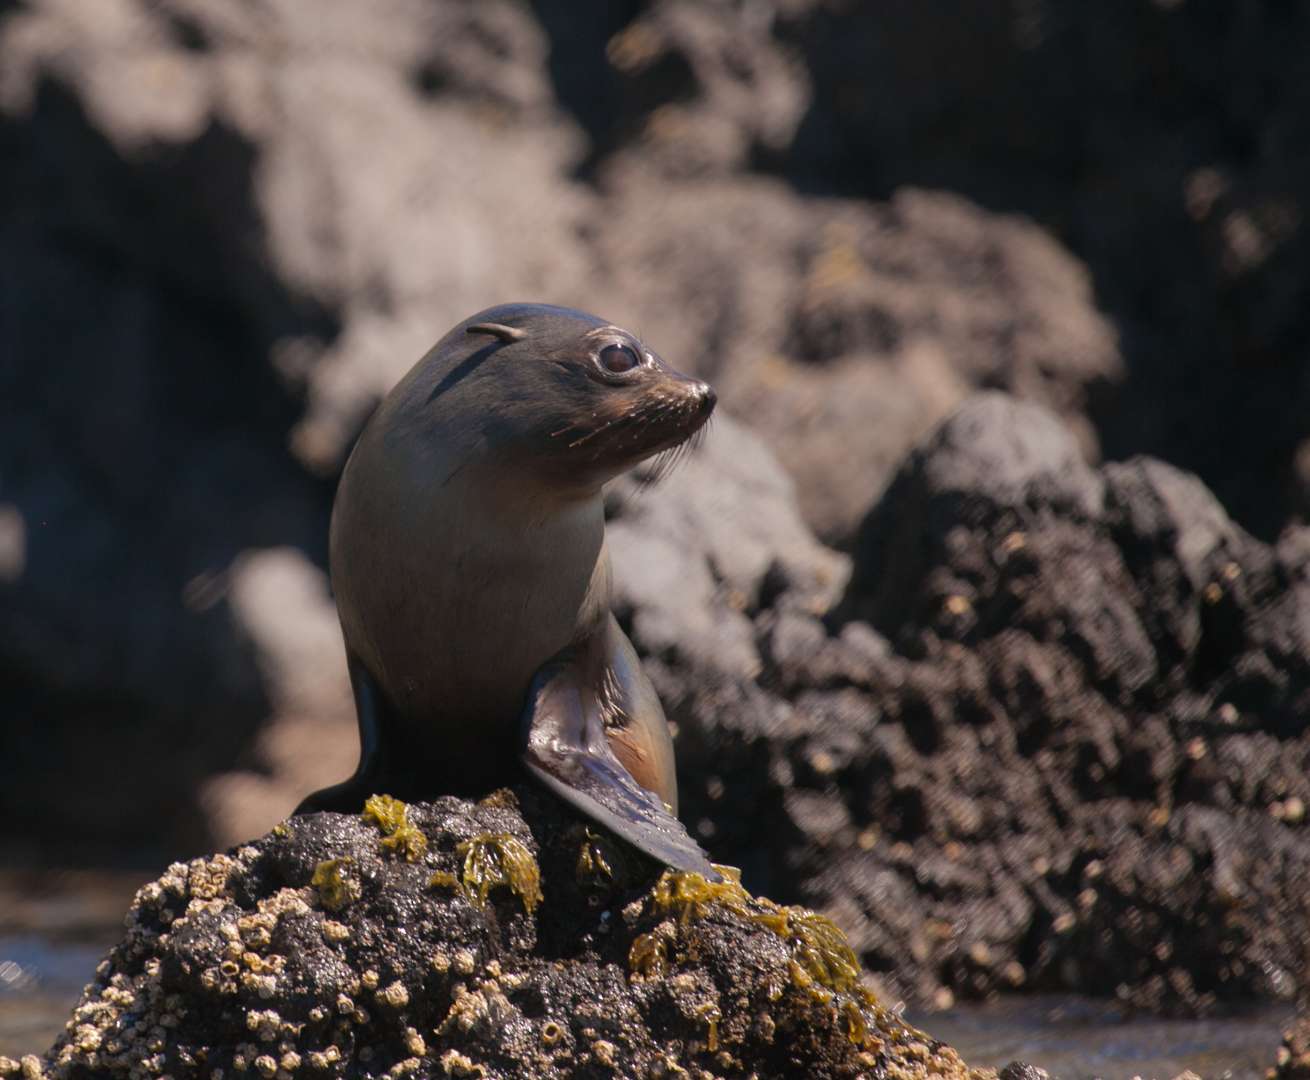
298;303;719;878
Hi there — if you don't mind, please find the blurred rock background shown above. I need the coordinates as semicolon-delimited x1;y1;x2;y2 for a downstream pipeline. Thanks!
1;0;1308;1020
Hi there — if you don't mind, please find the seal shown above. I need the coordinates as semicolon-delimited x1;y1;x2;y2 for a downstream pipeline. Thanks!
297;303;719;878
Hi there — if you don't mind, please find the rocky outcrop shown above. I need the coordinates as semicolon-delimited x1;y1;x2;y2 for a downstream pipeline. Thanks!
1274;1013;1310;1080
585;176;1119;544
649;394;1310;1014
11;791;1003;1080
573;0;1310;540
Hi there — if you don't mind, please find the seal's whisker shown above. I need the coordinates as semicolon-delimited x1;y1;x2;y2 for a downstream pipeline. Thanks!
569;413;629;447
637;432;697;491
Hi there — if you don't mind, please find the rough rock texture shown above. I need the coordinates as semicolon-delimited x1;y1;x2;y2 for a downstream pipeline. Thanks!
656;394;1310;1015
606;413;851;684
783;0;1310;542
11;790;1002;1080
1274;1013;1310;1080
586;175;1119;544
570;0;1310;539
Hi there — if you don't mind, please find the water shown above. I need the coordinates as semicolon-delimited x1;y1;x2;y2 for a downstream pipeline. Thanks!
0;869;144;1060
910;995;1294;1079
0;870;1294;1076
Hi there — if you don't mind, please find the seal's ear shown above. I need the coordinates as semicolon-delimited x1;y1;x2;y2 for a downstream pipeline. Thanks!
466;323;527;344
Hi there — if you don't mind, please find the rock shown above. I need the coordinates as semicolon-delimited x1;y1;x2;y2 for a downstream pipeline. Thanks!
998;1065;1050;1080
1272;1012;1310;1080
798;0;1310;540
666;393;1310;1014
606;412;850;682
586;177;1121;544
20;790;999;1080
552;0;1310;538
584;0;810;178
200;550;357;847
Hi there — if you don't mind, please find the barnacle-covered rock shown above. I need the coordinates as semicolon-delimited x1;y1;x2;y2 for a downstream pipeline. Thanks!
20;789;1010;1080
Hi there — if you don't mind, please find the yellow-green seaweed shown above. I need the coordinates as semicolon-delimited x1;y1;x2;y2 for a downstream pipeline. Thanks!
842;999;868;1045
648;865;752;925
361;794;428;862
635;865;880;1049
477;788;519;811
627;932;670;978
575;828;616;886
452;832;543;914
427;870;461;895
695;1002;721;1052
762;907;861;995
311;858;360;911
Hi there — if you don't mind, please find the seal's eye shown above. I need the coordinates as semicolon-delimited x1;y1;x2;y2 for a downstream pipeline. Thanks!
598;343;641;375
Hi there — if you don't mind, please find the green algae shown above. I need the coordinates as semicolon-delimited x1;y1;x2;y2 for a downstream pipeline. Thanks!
764;907;861;996
459;833;542;913
647;864;753;925
627;932;670;978
311;857;360;911
429;833;542;914
632;865;880;1048
361;794;428;862
477;788;520;811
575;828;617;886
842;998;868;1045
695;1002;721;1052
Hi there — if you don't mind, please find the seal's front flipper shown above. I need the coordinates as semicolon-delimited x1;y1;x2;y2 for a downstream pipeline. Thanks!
521;651;720;881
295;655;392;815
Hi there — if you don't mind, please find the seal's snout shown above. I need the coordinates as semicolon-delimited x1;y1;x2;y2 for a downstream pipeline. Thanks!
694;381;717;418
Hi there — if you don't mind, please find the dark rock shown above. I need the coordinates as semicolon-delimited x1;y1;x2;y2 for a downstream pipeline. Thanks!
14;790;990;1080
760;0;1310;541
537;0;1310;541
1273;1012;1310;1079
583;0;809;178
667;394;1310;1014
998;1064;1049;1080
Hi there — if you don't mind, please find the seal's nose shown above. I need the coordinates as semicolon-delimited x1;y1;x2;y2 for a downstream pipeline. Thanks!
696;381;717;418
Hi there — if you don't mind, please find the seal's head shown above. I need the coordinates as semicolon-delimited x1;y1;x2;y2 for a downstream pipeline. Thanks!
414;303;715;493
